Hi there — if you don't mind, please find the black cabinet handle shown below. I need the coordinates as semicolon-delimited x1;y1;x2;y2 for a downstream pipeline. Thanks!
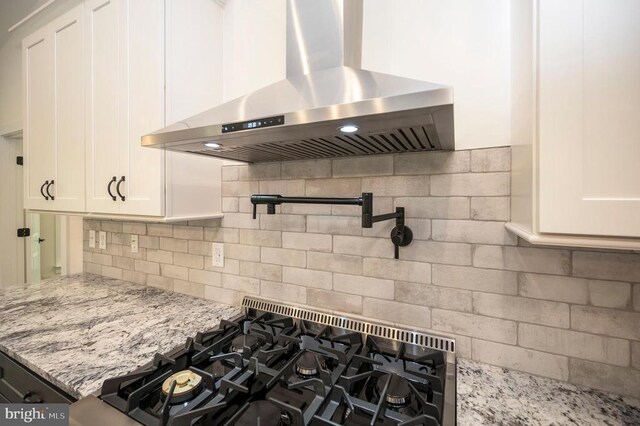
45;180;54;201
116;176;125;201
107;176;117;201
22;390;43;404
40;181;49;200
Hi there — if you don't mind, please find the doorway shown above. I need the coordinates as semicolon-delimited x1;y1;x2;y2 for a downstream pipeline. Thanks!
0;131;25;287
1;130;83;287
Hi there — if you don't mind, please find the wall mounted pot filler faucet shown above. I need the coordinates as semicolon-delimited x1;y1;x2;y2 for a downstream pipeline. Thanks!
250;193;413;259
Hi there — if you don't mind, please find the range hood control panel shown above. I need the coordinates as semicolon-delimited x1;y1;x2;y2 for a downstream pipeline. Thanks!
222;115;285;133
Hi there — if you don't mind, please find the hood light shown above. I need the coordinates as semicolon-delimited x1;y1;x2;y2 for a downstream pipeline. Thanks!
338;125;359;133
204;142;221;149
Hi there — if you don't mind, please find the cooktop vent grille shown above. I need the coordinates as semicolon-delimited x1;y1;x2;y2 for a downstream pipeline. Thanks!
187;124;441;163
242;296;456;353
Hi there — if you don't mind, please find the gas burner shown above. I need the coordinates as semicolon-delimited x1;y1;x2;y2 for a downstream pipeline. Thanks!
376;374;411;407
235;400;287;426
231;334;260;354
295;352;322;377
99;299;453;426
161;370;204;404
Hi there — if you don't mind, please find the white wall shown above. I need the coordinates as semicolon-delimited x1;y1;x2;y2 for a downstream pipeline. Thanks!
222;0;286;102
0;33;24;129
363;0;511;150
221;0;512;150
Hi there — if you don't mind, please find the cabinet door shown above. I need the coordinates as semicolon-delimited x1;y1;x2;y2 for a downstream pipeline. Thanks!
119;0;165;216
84;0;122;214
538;0;640;237
23;27;54;211
51;6;85;212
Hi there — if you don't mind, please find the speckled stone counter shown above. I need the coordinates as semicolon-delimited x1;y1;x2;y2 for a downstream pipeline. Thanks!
0;273;241;400
457;358;640;425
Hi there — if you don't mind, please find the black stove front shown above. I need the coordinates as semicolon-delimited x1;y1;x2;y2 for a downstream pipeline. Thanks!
98;299;455;426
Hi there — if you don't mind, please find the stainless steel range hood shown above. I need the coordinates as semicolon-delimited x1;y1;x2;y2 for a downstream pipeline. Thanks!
142;0;454;163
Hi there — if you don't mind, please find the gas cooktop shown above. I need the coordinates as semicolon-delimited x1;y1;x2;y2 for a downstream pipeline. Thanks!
70;297;456;426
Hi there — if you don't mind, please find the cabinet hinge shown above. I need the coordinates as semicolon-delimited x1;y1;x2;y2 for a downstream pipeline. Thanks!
17;228;30;238
16;156;23;166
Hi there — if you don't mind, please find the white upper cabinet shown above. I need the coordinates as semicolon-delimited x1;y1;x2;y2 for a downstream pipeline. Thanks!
23;0;223;220
510;0;640;249
84;0;165;216
23;5;85;212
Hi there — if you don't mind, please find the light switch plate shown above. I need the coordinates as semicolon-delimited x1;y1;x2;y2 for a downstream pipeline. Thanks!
131;235;138;253
89;230;96;248
212;243;224;268
98;231;107;250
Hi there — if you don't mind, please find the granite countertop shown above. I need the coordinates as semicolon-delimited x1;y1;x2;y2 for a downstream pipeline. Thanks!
457;359;640;426
0;273;241;400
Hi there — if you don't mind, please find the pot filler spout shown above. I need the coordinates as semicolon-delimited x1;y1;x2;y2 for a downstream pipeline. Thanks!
251;193;413;259
141;0;455;163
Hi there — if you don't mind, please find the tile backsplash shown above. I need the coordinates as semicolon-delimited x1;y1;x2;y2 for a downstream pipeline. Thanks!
83;147;640;398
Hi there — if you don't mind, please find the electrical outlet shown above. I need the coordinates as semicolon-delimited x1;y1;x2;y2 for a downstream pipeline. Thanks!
131;235;138;253
98;231;107;250
89;230;96;248
212;243;224;268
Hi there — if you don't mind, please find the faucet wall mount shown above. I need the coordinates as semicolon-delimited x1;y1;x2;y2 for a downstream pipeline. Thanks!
250;193;413;259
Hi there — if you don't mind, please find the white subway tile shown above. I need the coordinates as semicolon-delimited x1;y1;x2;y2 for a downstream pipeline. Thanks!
432;220;516;245
161;264;189;280
363;258;431;284
333;274;394;299
518;273;588;304
239;229;282;248
472;339;568;381
307;289;362;314
222;274;259;294
394;150;470;175
362;298;430;329
402;240;472;266
588;280;631;309
519;324;629;367
261;247;306;267
471;147;510;172
362;176;429;196
571;306;640;340
431;173;509;196
188;269;221;286
239;261;282;281
432;309;516;344
573;251;640;282
432;265;517;294
333;156;393;177
396;282;472;312
570;359;639;398
282;232;332;252
306;252;362;275
306;178;361;197
261;280;306;304
282;267;332;290
394;197;469;219
281;159;332;179
473;293;570;328
470;197;510;221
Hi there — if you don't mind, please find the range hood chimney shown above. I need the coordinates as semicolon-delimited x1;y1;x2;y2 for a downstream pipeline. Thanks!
142;0;454;163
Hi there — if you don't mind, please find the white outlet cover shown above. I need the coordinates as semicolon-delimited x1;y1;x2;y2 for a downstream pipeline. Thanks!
212;243;224;268
98;231;107;250
131;235;138;253
89;230;96;248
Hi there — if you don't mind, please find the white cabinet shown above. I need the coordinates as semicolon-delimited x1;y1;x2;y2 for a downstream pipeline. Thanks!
509;0;640;249
23;5;85;212
23;0;224;221
84;0;165;216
